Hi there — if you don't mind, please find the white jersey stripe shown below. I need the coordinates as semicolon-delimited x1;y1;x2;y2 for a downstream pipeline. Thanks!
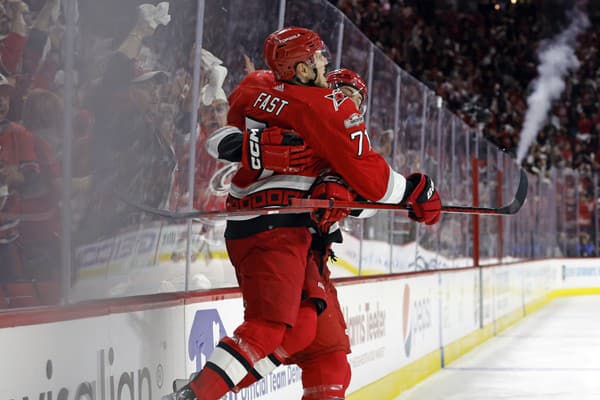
378;166;406;204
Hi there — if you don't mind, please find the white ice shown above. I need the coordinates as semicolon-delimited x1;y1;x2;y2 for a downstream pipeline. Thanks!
395;296;600;400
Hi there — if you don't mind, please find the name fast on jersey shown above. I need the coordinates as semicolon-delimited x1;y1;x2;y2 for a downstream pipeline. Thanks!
252;92;289;116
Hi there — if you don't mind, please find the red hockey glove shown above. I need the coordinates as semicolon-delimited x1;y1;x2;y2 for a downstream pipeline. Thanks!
309;173;354;232
242;126;313;173
402;173;441;225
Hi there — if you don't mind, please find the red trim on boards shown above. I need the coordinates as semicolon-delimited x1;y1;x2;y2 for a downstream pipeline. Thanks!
1;258;567;328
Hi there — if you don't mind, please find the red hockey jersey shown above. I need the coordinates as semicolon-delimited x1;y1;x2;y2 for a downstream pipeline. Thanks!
227;70;405;204
223;71;406;238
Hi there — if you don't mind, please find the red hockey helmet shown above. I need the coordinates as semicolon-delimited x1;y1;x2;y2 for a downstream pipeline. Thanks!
263;27;328;81
326;68;368;112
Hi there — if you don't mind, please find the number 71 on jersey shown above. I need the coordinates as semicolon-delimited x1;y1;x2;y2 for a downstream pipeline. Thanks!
350;128;372;156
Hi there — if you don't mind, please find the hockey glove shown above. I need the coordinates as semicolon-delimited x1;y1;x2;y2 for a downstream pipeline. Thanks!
242;126;313;173
401;173;441;225
309;173;354;233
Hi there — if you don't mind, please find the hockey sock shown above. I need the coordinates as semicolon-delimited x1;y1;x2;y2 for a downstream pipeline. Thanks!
189;320;286;399
232;302;318;392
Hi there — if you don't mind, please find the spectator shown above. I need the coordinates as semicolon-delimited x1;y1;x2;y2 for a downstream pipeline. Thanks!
577;232;595;257
0;73;39;281
172;47;229;212
80;2;175;239
0;0;27;75
334;0;600;176
19;88;62;280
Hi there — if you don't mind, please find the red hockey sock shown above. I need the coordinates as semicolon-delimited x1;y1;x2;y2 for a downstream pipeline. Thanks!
231;304;317;393
189;366;230;400
233;353;284;392
189;320;287;399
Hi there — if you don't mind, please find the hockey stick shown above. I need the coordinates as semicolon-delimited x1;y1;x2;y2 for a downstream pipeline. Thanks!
114;193;316;219
291;169;528;216
117;169;527;219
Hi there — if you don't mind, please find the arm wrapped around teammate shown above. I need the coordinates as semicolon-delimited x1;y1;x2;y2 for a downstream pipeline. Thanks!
241;126;313;173
401;173;441;225
309;172;354;232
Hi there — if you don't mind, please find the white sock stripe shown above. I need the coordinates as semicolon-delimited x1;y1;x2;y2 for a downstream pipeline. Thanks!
253;356;279;377
207;346;249;386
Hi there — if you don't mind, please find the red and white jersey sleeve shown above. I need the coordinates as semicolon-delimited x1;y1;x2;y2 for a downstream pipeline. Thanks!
292;89;406;203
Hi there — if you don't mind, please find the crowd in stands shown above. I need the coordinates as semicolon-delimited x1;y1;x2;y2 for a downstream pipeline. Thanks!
334;0;599;257
0;0;236;306
333;0;600;179
0;0;597;307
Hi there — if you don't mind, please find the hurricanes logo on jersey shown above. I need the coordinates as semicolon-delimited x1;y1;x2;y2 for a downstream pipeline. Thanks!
325;88;348;111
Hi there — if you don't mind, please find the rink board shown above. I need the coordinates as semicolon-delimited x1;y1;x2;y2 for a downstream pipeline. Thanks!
0;258;599;400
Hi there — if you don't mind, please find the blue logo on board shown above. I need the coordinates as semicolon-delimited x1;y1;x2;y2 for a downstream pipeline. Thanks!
188;309;227;371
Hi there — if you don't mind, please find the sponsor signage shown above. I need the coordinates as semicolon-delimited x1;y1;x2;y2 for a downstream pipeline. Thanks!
1;307;184;400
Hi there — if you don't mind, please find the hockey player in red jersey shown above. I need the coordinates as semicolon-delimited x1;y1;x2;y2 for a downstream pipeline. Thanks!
180;67;374;399
166;27;441;400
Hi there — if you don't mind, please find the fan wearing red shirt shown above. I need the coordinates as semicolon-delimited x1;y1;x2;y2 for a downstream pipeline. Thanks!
0;74;39;281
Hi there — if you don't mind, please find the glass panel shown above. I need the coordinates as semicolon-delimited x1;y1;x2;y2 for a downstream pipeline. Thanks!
391;70;427;272
454;120;474;264
479;140;500;264
359;46;397;272
563;171;579;256
555;171;568;257
204;0;280;91
0;0;71;307
185;0;281;290
67;0;200;301
2;0;576;309
416;90;441;270
338;18;370;83
595;173;599;257
438;110;467;268
285;0;343;68
577;171;595;257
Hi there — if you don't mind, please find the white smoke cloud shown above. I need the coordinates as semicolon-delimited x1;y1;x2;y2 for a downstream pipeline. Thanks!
516;6;590;165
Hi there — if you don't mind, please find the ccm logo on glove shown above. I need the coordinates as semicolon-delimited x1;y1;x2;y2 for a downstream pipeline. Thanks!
426;182;434;200
248;128;262;169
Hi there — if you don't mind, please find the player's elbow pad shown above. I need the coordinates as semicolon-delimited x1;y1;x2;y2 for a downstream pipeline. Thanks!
205;125;243;161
